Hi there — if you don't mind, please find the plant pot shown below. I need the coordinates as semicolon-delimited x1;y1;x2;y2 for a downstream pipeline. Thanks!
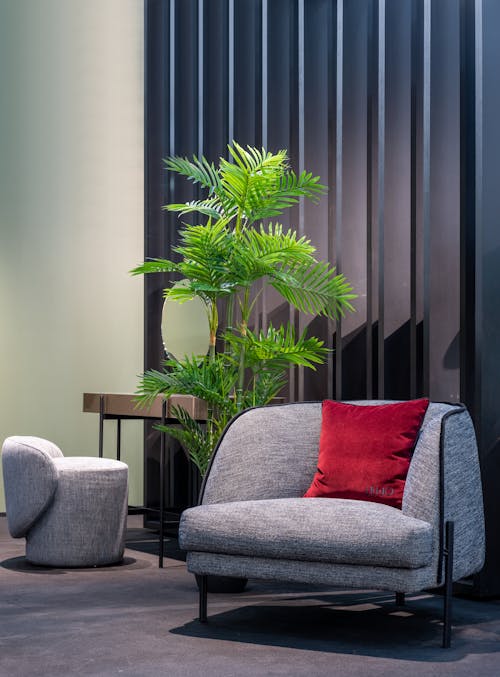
195;574;248;593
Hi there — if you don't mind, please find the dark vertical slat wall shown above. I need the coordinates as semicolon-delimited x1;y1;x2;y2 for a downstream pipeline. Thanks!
473;0;500;598
145;0;500;595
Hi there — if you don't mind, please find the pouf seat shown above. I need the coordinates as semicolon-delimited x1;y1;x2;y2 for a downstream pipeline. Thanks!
1;436;128;567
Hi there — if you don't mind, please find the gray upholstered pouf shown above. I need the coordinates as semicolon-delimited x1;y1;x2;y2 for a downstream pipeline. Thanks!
2;437;128;567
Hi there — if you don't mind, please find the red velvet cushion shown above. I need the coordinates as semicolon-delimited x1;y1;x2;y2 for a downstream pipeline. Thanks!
304;399;430;509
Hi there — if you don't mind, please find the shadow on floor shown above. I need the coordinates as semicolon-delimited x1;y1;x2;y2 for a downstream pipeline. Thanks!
170;589;500;661
124;526;186;562
0;555;152;574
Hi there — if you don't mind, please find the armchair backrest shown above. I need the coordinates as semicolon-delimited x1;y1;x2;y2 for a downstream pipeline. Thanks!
201;402;323;505
1;436;63;537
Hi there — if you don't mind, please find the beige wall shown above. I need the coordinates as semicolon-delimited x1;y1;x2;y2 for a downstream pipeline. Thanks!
0;0;144;509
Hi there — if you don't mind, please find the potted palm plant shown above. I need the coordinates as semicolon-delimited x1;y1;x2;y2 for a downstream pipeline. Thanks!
132;142;355;478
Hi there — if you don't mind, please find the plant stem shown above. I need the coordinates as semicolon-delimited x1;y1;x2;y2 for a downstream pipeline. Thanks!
235;287;250;410
236;324;246;410
207;300;219;437
208;300;218;363
224;296;235;356
235;210;242;235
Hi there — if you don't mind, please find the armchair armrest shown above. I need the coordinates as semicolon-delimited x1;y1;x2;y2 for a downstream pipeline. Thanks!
1;436;62;537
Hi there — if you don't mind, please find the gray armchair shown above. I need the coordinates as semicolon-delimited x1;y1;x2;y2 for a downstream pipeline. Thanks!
1;436;128;567
179;401;485;647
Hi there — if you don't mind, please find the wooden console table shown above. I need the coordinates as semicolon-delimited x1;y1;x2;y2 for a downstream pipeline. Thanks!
83;393;206;567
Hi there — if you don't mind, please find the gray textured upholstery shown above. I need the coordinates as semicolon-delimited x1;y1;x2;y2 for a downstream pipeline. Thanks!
180;497;433;568
2;436;63;538
180;401;485;593
201;402;322;504
186;552;439;592
1;436;128;567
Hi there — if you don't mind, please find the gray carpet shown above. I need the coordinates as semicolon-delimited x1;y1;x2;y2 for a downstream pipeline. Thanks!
1;515;500;677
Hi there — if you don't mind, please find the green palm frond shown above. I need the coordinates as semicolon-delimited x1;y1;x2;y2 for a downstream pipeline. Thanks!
271;261;356;319
135;368;176;406
156;407;215;477
227;142;288;173
224;323;328;371
137;355;238;409
174;221;235;291
164;283;197;303
164;198;233;220
130;259;180;276
219;152;287;223
162;144;327;229
164;155;220;192
241;224;316;267
243;370;287;409
245;171;327;222
175;219;230;258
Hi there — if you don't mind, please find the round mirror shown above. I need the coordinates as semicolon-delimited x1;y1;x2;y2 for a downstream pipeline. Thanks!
161;282;210;360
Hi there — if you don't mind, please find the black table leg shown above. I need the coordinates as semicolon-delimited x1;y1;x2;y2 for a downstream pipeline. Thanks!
159;400;167;568
98;395;104;458
116;419;121;462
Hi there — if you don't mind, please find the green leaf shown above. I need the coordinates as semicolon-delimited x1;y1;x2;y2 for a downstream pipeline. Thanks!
130;259;180;276
164;155;220;192
156;409;214;477
163;198;230;220
224;323;329;371
242;224;316;268
136;354;239;410
271;261;356;320
243;370;287;408
160;144;327;229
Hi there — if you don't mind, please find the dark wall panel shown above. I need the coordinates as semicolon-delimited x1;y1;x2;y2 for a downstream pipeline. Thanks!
234;0;262;145
203;1;229;159
145;0;500;594
384;0;412;399
429;0;461;402
475;0;500;597
341;0;369;388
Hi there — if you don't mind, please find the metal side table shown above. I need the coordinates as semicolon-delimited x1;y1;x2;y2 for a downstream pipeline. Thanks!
83;393;207;568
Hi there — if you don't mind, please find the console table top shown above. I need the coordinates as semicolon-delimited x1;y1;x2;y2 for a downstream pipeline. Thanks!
83;392;207;420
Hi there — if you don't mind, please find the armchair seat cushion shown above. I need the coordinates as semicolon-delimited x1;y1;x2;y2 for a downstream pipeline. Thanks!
179;497;433;569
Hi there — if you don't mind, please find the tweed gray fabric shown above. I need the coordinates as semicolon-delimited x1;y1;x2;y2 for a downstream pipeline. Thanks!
179;497;433;568
1;436;63;537
6;435;64;459
26;457;128;567
201;403;322;504
1;436;129;567
402;404;485;583
402;402;453;583
181;400;485;595
442;410;485;580
186;552;437;593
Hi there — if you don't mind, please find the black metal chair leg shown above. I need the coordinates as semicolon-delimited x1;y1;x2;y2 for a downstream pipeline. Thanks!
442;520;455;648
199;575;208;623
395;592;405;606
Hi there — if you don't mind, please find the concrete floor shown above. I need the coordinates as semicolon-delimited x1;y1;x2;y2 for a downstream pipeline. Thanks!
1;516;500;677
